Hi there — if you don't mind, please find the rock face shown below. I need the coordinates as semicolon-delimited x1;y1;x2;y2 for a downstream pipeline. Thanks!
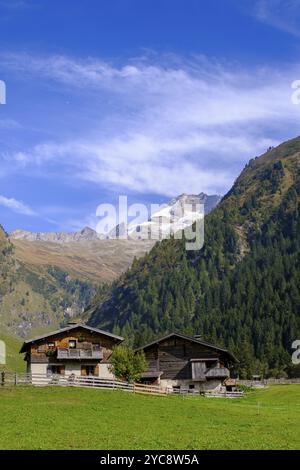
10;226;100;243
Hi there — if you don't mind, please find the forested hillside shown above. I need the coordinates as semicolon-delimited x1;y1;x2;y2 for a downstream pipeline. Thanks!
88;137;300;378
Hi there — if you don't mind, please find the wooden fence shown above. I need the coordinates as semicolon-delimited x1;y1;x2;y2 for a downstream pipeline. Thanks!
0;372;134;391
0;372;168;395
239;378;300;388
133;382;168;396
205;390;244;398
0;371;244;398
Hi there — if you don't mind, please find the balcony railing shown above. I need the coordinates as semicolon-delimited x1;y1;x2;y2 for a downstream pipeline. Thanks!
205;367;230;379
57;348;103;360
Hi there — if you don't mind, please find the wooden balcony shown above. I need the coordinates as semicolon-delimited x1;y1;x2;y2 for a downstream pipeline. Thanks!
205;367;230;379
57;348;103;360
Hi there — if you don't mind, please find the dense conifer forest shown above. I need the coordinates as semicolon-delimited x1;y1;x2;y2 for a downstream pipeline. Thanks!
88;137;300;378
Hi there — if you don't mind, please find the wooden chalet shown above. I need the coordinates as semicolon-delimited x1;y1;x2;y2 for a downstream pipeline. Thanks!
136;333;237;392
20;323;123;380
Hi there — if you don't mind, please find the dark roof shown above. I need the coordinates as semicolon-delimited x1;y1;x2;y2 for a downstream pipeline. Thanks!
140;371;163;379
136;332;237;362
20;323;123;353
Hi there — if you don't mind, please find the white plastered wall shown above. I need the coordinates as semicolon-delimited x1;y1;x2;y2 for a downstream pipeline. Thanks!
30;363;48;375
98;362;115;379
29;361;116;379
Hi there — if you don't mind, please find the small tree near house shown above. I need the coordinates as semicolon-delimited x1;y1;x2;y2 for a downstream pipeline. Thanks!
109;345;146;383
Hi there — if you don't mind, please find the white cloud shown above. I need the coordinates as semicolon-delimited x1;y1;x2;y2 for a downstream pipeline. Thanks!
1;52;300;197
0;195;36;216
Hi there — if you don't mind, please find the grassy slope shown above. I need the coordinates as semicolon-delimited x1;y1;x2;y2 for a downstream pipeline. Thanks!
0;330;25;372
0;238;153;338
12;239;154;283
1;226;61;336
0;385;299;449
1;224;96;337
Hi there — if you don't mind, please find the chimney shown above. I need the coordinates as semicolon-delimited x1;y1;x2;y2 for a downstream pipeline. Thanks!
194;334;203;340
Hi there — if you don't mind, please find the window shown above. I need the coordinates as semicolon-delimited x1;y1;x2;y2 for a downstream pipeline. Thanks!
69;340;76;349
92;342;100;350
47;342;55;349
81;365;95;376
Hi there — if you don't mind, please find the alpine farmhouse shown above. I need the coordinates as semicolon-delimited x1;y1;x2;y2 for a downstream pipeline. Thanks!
20;323;123;380
137;333;237;392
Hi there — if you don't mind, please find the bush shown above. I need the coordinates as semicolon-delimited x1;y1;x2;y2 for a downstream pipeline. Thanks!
109;345;146;383
237;384;253;393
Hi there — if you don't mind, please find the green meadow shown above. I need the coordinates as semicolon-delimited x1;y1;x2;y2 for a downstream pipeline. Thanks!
0;385;299;450
0;331;25;373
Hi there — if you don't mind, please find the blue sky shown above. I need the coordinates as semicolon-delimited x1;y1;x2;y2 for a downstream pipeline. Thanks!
1;0;300;232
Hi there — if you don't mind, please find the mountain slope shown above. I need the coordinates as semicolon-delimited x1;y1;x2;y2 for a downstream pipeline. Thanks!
0;236;153;338
3;192;219;337
0;226;96;338
0;224;14;298
11;239;154;283
88;137;300;378
0;329;25;372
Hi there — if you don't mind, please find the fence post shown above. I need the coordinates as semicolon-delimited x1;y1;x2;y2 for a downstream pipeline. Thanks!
14;372;17;386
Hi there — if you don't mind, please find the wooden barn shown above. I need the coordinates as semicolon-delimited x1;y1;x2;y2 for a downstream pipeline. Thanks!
136;333;237;392
20;323;123;380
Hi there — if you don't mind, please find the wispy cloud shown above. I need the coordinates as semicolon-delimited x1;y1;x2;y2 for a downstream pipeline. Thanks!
0;118;20;129
1;52;300;197
0;0;30;9
0;195;36;216
246;0;300;37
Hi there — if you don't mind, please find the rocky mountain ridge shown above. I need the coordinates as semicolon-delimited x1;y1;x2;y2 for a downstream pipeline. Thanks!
10;193;221;243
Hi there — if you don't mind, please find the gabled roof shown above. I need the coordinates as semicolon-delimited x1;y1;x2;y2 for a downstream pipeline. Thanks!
136;332;237;362
20;323;123;353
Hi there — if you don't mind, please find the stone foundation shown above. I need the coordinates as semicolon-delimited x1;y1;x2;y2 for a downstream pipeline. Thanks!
160;378;223;392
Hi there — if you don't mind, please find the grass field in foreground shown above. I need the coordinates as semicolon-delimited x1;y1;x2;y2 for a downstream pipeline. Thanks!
0;385;299;450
